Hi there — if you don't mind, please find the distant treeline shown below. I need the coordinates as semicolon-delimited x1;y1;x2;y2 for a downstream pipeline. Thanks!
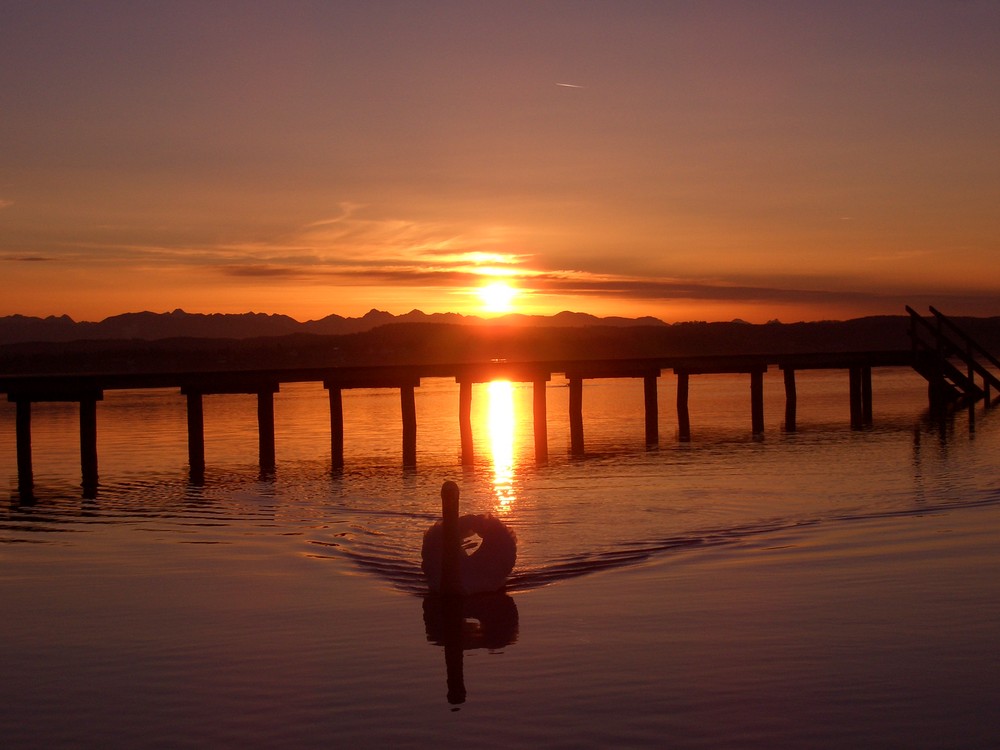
4;315;999;377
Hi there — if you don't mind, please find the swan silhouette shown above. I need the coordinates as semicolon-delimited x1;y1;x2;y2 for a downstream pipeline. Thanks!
421;481;517;595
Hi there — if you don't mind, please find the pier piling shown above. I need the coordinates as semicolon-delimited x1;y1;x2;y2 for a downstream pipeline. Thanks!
751;370;765;435
80;397;99;492
401;384;417;468
676;372;691;442
862;366;873;425
14;399;33;492
533;379;548;463
328;386;344;471
185;391;205;477
257;389;276;472
459;380;473;466
783;368;797;432
569;377;584;456
849;366;873;429
644;374;659;445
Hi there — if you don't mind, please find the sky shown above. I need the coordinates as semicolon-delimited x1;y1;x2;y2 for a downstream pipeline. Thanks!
2;1;999;324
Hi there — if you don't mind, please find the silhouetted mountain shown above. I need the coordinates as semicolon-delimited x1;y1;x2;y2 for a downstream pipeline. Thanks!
0;308;666;345
2;310;998;378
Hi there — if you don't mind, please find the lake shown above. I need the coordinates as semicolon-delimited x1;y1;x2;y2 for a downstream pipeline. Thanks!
2;369;999;748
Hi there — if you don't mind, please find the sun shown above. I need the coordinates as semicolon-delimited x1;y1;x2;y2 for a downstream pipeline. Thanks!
477;281;519;314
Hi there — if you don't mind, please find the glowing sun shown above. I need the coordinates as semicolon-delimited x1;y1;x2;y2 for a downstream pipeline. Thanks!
477;281;519;314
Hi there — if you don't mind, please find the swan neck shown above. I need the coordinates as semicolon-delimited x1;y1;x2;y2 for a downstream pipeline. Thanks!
440;486;463;595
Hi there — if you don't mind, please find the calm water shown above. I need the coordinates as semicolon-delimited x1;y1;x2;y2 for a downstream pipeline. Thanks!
2;369;999;748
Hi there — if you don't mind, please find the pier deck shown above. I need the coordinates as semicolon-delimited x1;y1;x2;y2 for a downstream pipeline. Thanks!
5;306;997;497
3;349;929;494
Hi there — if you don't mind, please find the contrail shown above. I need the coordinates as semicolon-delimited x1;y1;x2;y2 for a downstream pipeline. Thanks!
556;82;584;88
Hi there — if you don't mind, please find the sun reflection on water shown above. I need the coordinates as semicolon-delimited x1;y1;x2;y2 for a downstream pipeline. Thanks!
486;380;516;512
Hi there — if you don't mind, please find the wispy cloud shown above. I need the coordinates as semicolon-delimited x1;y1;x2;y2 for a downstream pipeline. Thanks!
210;246;914;310
527;274;886;304
863;248;936;263
28;206;993;317
192;208;537;284
0;199;12;209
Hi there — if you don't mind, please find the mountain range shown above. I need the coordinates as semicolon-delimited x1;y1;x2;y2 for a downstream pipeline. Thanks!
2;308;998;378
0;308;667;345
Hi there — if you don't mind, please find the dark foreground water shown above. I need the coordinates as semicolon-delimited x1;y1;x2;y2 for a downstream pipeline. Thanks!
2;371;999;748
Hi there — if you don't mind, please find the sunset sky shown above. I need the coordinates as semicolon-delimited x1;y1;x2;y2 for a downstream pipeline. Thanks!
2;1;998;323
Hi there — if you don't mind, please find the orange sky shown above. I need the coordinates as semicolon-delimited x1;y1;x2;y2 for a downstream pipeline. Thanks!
2;2;999;323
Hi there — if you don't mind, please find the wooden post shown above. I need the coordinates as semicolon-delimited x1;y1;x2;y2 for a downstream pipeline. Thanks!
401;384;417;468
569;376;584;456
186;391;205;476
459;380;473;466
532;378;548;463
327;385;344;471
14;399;33;492
861;366;873;426
676;372;691;442
458;380;473;465
750;370;764;435
783;368;797;432
257;389;276;472
849;367;863;429
80;397;99;492
644;374;659;445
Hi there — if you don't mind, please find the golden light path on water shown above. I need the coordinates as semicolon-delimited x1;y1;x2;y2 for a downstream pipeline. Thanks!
486;380;516;513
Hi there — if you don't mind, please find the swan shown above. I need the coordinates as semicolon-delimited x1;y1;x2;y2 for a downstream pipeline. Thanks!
421;481;516;595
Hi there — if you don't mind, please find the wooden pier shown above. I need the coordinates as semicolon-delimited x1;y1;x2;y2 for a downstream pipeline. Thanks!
2;308;997;494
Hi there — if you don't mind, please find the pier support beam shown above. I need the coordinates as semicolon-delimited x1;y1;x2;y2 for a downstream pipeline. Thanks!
459;380;474;466
324;377;420;470
783;368;797;432
849;367;862;428
750;370;765;436
328;386;344;471
80;397;99;493
533;379;548;463
401;384;417;468
676;372;691;442
849;366;873;429
257;389;276;473
8;388;103;494
644;374;659;445
14;399;33;493
182;381;278;475
568;376;584;456
186;391;205;478
861;366;873;426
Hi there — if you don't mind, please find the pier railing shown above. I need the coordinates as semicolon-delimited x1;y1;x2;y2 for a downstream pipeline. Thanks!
907;306;999;406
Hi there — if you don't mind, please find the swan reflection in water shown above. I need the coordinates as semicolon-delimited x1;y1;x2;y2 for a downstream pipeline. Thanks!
423;592;519;705
421;480;519;704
